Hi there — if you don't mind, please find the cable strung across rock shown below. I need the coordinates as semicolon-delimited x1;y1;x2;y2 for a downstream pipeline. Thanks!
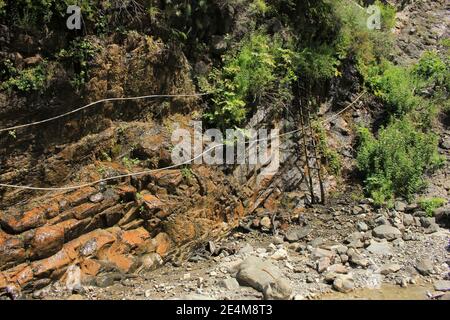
0;93;209;133
0;91;366;191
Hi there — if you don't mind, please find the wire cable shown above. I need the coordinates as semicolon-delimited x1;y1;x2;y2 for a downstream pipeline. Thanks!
0;91;366;191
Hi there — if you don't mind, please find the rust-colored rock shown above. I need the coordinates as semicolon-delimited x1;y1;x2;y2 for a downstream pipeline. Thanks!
80;259;102;277
7;264;33;287
120;227;151;249
30;224;65;259
0;207;46;234
97;244;136;273
31;249;71;279
152;232;171;257
0;234;26;270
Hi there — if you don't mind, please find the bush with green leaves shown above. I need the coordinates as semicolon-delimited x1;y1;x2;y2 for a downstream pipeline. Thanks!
418;198;447;217
356;119;442;205
1;60;50;92
365;61;422;116
201;32;297;128
58;38;98;90
413;50;449;91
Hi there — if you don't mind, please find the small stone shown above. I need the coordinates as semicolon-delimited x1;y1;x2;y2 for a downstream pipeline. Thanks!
350;254;369;268
219;278;240;291
96;273;121;288
340;254;349;264
263;278;293;300
333;276;354;293
236;256;291;300
375;216;390;226
394;201;407;212
433;280;450;292
324;272;338;283
311;248;334;260
419;217;435;228
260;217;272;229
380;263;402;275
403;214;414;226
366;240;393;256
208;241;217;255
238;244;254;255
284;227;311;242
317;257;331;273
356;222;369;232
271;248;288;261
415;259;434;276
309;238;324;248
197;277;204;288
352;206;364;215
183;273;191;280
89;193;104;203
327;264;348;274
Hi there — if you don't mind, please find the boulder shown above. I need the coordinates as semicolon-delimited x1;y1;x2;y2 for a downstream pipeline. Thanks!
372;225;401;241
415;259;434;276
434;280;450;292
366;240;393;256
236;256;292;300
333;275;354;293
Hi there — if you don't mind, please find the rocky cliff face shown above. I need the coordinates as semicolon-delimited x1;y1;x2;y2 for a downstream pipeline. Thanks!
0;0;448;299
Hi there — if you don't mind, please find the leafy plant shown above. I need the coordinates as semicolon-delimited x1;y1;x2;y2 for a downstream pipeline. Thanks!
1;61;50;92
201;32;297;128
122;157;140;169
58;38;98;90
181;166;193;181
413;50;449;90
418;198;447;217
356;119;442;205
313;120;342;175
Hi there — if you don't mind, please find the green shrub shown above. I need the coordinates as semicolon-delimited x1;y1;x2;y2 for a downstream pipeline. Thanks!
1;61;49;92
357;119;442;205
413;50;449;90
313;120;342;175
365;61;422;115
201;32;297;128
418;198;447;217
58;38;98;90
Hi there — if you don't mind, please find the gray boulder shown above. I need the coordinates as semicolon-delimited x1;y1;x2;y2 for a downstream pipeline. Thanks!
372;225;402;241
236;256;292;300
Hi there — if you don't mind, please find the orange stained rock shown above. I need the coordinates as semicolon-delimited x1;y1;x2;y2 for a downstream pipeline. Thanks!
152;232;171;257
31;249;72;278
116;185;137;198
97;245;135;272
80;259;102;277
31;224;65;258
9;265;33;286
67;203;99;220
120;227;151;248
63;229;116;260
0;272;7;289
64;187;97;205
1;207;46;233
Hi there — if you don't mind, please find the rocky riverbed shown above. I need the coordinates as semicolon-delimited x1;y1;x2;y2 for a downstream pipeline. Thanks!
15;192;449;301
